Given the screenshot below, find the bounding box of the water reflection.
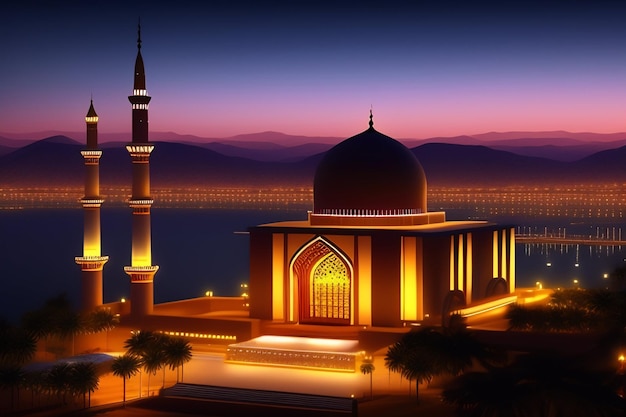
[1,207,625,323]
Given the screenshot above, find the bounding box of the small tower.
[124,22,158,319]
[75,100,109,311]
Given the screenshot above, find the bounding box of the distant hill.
[3,130,626,162]
[2,135,625,188]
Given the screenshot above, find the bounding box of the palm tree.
[163,337,192,383]
[68,362,98,408]
[0,366,24,411]
[142,348,165,396]
[443,352,626,417]
[385,329,441,404]
[0,325,37,366]
[124,330,157,398]
[124,330,158,357]
[56,311,84,356]
[360,357,375,399]
[111,354,142,406]
[85,308,119,350]
[21,309,53,352]
[443,314,504,373]
[46,363,72,405]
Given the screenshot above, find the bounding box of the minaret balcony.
[128,199,154,208]
[124,265,159,282]
[126,144,154,156]
[75,255,109,271]
[81,150,102,158]
[80,198,104,208]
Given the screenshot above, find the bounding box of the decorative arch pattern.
[291,238,352,325]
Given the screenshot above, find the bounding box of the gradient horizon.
[2,1,626,140]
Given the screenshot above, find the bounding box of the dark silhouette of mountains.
[1,135,625,188]
[3,130,626,163]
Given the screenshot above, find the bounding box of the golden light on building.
[249,113,516,329]
[75,99,108,311]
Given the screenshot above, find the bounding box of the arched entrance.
[291,238,353,325]
[485,277,508,297]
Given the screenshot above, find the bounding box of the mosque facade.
[249,114,516,328]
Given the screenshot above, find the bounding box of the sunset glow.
[2,2,626,140]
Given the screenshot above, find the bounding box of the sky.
[1,0,626,140]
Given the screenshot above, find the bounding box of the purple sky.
[2,1,626,140]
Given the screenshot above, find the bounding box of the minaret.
[75,100,109,311]
[124,22,158,319]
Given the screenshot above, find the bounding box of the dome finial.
[137,18,142,50]
[369,107,374,129]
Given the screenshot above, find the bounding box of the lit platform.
[226,335,362,372]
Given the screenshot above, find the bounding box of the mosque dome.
[313,114,427,216]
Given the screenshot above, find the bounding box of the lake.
[1,208,624,323]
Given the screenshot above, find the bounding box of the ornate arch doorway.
[291,238,353,325]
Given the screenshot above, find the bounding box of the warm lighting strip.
[160,330,236,341]
[457,295,518,318]
[357,236,372,326]
[466,233,473,302]
[509,227,515,292]
[492,230,499,278]
[128,199,154,207]
[272,233,284,320]
[226,336,360,372]
[80,198,104,207]
[133,89,148,96]
[126,145,155,154]
[80,150,102,157]
[226,348,357,372]
[401,237,417,321]
[501,229,507,280]
[449,236,455,291]
[75,256,109,270]
[315,208,422,216]
[132,103,149,110]
[124,265,158,272]
[85,116,99,123]
[457,234,464,294]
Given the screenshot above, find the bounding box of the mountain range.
[1,133,626,188]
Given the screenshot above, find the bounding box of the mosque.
[75,27,519,371]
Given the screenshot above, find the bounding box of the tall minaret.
[75,100,109,311]
[124,22,158,319]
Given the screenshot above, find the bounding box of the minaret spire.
[137,19,142,50]
[76,99,108,311]
[125,24,158,319]
[369,107,374,129]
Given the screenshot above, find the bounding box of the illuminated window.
[293,238,352,324]
[311,254,350,320]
